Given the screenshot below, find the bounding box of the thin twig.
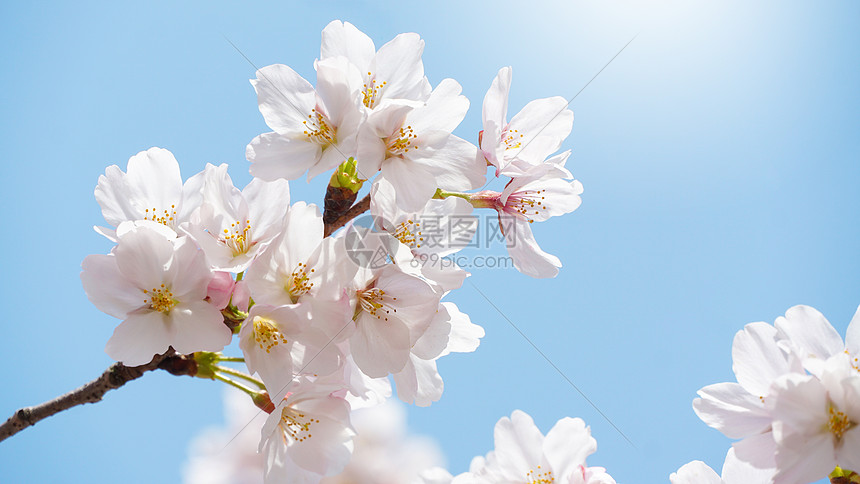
[0,351,180,443]
[323,194,371,237]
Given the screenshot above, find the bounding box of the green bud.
[329,157,365,194]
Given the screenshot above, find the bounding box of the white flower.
[94,147,204,240]
[81,221,232,365]
[244,202,354,307]
[774,304,860,377]
[471,153,582,278]
[260,384,355,483]
[357,79,485,212]
[320,20,431,111]
[246,57,364,182]
[239,303,343,402]
[767,353,860,484]
[455,410,615,484]
[480,67,573,177]
[349,264,440,378]
[181,163,290,273]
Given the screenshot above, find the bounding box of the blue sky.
[1,1,858,483]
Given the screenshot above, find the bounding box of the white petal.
[252,64,315,134]
[247,132,321,182]
[669,461,722,484]
[505,217,561,278]
[320,20,375,68]
[482,67,512,132]
[169,300,232,355]
[732,322,794,396]
[81,254,143,319]
[105,311,173,366]
[774,305,843,373]
[692,382,771,439]
[543,417,595,479]
[351,314,410,377]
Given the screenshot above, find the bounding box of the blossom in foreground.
[181,163,290,273]
[80,221,231,365]
[94,147,204,240]
[238,303,343,402]
[348,263,440,378]
[320,20,431,112]
[692,320,802,469]
[774,304,860,377]
[453,410,615,484]
[767,353,860,484]
[246,57,364,182]
[356,78,485,212]
[470,153,582,278]
[260,383,355,483]
[480,67,573,177]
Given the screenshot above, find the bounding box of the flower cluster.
[79,20,584,484]
[675,304,860,484]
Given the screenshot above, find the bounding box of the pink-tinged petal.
[731,432,777,471]
[482,67,512,131]
[775,305,844,373]
[669,461,721,484]
[206,271,235,310]
[693,382,771,439]
[170,236,213,302]
[493,410,546,479]
[252,64,315,134]
[505,217,561,278]
[351,314,411,378]
[380,158,437,212]
[105,311,173,366]
[320,20,375,68]
[732,322,794,396]
[81,254,144,319]
[247,132,321,182]
[544,417,595,479]
[845,304,860,357]
[508,97,573,164]
[720,447,775,484]
[169,300,232,355]
[286,396,355,476]
[370,32,426,101]
[125,147,183,218]
[113,223,177,291]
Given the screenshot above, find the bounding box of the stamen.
[302,108,336,145]
[142,284,177,313]
[285,262,315,303]
[362,74,387,109]
[526,466,555,484]
[394,218,423,249]
[505,189,548,223]
[356,287,395,321]
[386,125,417,157]
[144,204,177,228]
[253,316,288,354]
[279,407,319,443]
[223,219,252,256]
[826,402,855,441]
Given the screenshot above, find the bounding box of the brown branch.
[0,351,190,443]
[323,194,371,237]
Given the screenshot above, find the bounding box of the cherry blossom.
[767,353,860,484]
[670,448,774,484]
[80,221,231,365]
[774,304,860,377]
[246,57,364,182]
[259,382,355,483]
[480,67,573,177]
[181,163,290,273]
[453,410,615,484]
[94,147,204,240]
